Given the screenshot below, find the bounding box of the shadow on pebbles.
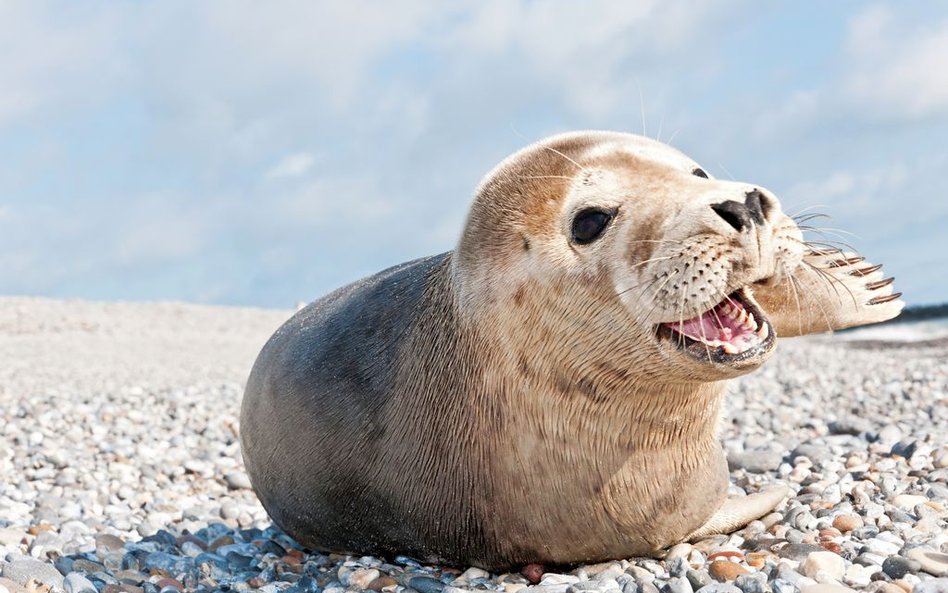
[0,299,946,593]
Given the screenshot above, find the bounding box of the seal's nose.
[711,189,775,232]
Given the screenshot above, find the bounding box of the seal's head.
[455,131,804,384]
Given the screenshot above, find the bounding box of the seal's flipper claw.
[686,485,790,541]
[753,250,905,336]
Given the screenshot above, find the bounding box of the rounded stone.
[801,552,846,583]
[831,515,863,533]
[905,549,948,578]
[64,573,98,593]
[694,585,742,593]
[882,557,920,579]
[708,561,748,583]
[800,586,857,593]
[911,579,948,593]
[349,569,381,590]
[409,576,446,593]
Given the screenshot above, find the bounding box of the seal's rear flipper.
[751,249,904,337]
[685,485,790,541]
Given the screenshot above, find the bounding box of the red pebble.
[521,563,545,584]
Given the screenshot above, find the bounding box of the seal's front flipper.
[752,249,904,337]
[686,485,790,541]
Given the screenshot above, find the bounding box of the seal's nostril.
[711,200,752,232]
[745,189,777,223]
[744,190,768,224]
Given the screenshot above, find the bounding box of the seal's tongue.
[664,297,769,354]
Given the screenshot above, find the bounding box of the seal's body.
[241,132,902,569]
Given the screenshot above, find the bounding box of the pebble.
[801,552,847,583]
[831,515,863,533]
[800,586,857,593]
[64,572,98,593]
[780,544,828,562]
[912,579,948,593]
[882,557,921,579]
[933,448,948,469]
[350,568,382,589]
[693,585,741,593]
[733,573,768,593]
[728,449,785,473]
[708,562,748,582]
[905,549,948,577]
[892,495,928,510]
[0,558,65,589]
[224,472,253,490]
[660,577,693,593]
[409,576,446,593]
[686,570,713,591]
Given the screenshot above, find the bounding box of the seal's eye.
[571,208,613,244]
[692,167,709,179]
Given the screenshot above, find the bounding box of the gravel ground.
[0,296,945,593]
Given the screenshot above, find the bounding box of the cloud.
[266,153,317,179]
[0,3,124,127]
[842,5,948,120]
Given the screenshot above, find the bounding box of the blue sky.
[1,1,947,307]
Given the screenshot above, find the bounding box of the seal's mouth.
[656,288,775,364]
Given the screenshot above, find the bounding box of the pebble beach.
[0,297,945,593]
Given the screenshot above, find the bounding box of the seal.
[240,131,903,570]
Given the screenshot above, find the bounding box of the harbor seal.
[240,131,903,570]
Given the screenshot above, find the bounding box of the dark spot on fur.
[555,373,607,404]
[595,361,630,382]
[522,234,531,251]
[513,286,526,306]
[576,377,599,400]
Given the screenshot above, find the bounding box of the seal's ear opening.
[571,208,614,244]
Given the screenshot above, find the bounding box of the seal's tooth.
[747,315,758,331]
[721,342,739,354]
[756,322,769,340]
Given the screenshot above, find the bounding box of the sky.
[1,1,947,308]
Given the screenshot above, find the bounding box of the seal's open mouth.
[657,289,775,364]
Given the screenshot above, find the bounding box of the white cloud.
[842,5,948,119]
[115,211,208,265]
[0,3,124,126]
[782,157,944,228]
[444,0,734,119]
[266,153,317,179]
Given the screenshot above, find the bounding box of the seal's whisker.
[518,175,576,181]
[786,262,833,333]
[628,239,683,245]
[717,163,736,181]
[640,270,680,324]
[616,252,686,299]
[782,262,805,336]
[798,226,861,250]
[541,145,588,173]
[629,255,676,270]
[638,82,647,138]
[792,213,831,224]
[787,204,831,219]
[801,239,861,256]
[801,257,860,309]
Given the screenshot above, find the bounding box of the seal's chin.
[656,288,775,365]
